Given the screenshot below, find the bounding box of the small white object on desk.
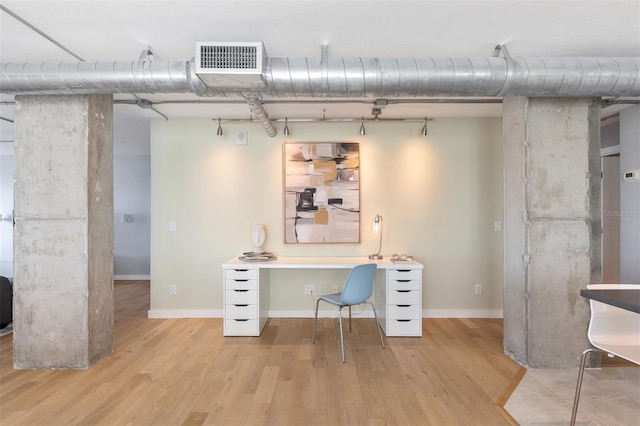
[252,224,266,252]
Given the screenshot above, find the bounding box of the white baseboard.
[145,309,503,319]
[423,309,503,318]
[114,274,150,280]
[269,309,376,318]
[147,309,223,319]
[146,310,370,319]
[270,309,503,319]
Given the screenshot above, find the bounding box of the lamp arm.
[376,226,383,256]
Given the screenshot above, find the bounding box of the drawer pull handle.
[234,319,249,322]
[234,279,249,282]
[397,269,411,272]
[234,289,249,293]
[397,305,411,307]
[234,304,249,307]
[396,319,411,322]
[396,290,411,293]
[234,269,249,272]
[397,279,411,283]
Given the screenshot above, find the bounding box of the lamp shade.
[373,215,382,233]
[369,215,383,259]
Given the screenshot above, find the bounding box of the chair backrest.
[587,284,640,365]
[341,264,377,305]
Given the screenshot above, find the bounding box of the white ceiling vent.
[195,42,267,89]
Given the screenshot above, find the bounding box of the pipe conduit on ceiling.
[1,54,639,136]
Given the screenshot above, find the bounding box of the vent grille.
[199,45,258,70]
[195,42,267,89]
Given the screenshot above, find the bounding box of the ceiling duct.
[2,49,638,98]
[266,56,639,98]
[195,41,267,90]
[1,42,639,136]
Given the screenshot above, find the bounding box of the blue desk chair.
[311,263,385,362]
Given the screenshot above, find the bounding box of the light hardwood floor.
[0,280,524,425]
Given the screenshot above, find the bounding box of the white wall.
[619,106,640,283]
[113,108,151,278]
[601,121,620,148]
[149,117,504,317]
[0,147,14,278]
[113,155,150,277]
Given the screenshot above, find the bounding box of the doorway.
[602,154,621,283]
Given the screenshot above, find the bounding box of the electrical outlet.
[169,284,177,295]
[304,284,314,295]
[475,283,482,295]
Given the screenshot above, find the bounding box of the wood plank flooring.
[0,280,524,425]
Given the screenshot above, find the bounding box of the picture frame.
[283,142,360,243]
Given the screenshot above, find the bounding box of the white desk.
[222,256,423,337]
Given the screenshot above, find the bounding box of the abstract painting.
[284,142,360,243]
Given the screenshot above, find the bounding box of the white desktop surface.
[223,256,423,270]
[222,256,424,337]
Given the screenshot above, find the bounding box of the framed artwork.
[284,142,360,243]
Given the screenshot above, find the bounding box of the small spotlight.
[421,117,428,136]
[284,117,290,136]
[359,117,366,136]
[216,117,223,136]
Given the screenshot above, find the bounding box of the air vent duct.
[195,41,267,90]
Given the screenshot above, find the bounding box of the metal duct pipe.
[266,56,639,97]
[244,95,277,137]
[2,56,638,97]
[3,54,638,136]
[0,61,215,95]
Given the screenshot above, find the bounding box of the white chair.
[311,263,385,362]
[570,284,640,425]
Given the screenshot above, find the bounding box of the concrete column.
[13,95,114,369]
[503,97,601,368]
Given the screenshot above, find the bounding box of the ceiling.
[1,0,640,142]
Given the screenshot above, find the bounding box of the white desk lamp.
[368,214,383,260]
[252,224,266,253]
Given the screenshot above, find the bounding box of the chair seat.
[591,336,640,364]
[317,293,344,307]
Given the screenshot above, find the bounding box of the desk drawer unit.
[223,267,268,336]
[379,267,422,337]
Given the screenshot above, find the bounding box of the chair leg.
[349,305,352,332]
[338,307,345,362]
[311,298,320,344]
[570,347,604,426]
[368,302,385,348]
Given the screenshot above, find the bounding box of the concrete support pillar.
[503,97,601,368]
[13,95,114,369]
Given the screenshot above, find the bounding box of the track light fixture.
[208,115,433,138]
[283,117,290,136]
